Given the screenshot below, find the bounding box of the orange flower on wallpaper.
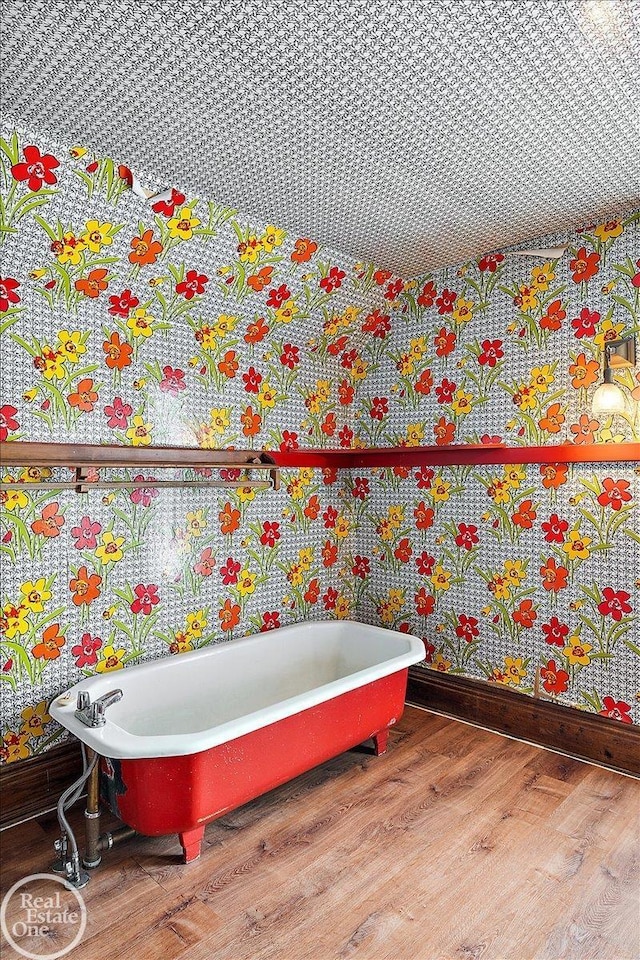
[247,265,274,291]
[219,598,240,631]
[538,403,565,434]
[240,405,261,437]
[217,350,239,379]
[570,413,599,444]
[569,246,600,284]
[414,501,435,530]
[128,228,163,265]
[68,377,98,412]
[540,556,568,592]
[433,417,455,445]
[75,268,109,298]
[540,463,568,489]
[290,238,318,263]
[219,501,241,535]
[69,566,102,606]
[512,499,537,529]
[512,598,537,629]
[103,332,133,370]
[32,623,65,660]
[244,317,269,344]
[31,502,64,537]
[568,353,600,390]
[304,494,321,520]
[539,299,566,331]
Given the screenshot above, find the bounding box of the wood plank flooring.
[1,707,638,960]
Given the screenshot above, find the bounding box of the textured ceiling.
[2,0,640,275]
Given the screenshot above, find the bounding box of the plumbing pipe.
[98,826,137,851]
[82,750,102,868]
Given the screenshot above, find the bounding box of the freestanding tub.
[50,620,424,862]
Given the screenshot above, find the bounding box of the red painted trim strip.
[271,443,640,469]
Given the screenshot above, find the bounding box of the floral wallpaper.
[1,122,639,763]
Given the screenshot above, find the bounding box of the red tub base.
[179,826,206,863]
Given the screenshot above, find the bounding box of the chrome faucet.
[75,689,123,727]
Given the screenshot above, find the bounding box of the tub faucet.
[75,689,123,727]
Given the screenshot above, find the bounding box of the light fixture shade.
[592,381,626,416]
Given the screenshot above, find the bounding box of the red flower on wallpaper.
[0,404,19,441]
[0,277,20,312]
[512,499,537,529]
[598,697,633,723]
[478,253,504,273]
[415,369,433,395]
[244,317,269,344]
[279,430,299,452]
[320,266,346,293]
[260,522,281,547]
[108,288,139,317]
[338,380,354,405]
[349,477,368,501]
[323,506,338,529]
[322,541,338,567]
[540,660,569,695]
[69,566,102,606]
[75,268,109,298]
[68,378,98,412]
[540,557,568,592]
[415,467,434,489]
[541,616,570,647]
[305,579,321,604]
[352,556,370,579]
[241,406,261,437]
[414,587,435,617]
[370,397,389,421]
[434,327,456,358]
[176,270,209,299]
[218,350,239,379]
[303,495,321,519]
[71,633,103,669]
[435,377,456,404]
[394,538,412,563]
[290,238,317,263]
[569,246,600,283]
[597,478,632,511]
[130,476,158,507]
[104,396,132,429]
[152,188,186,217]
[571,307,600,339]
[455,523,479,550]
[456,615,479,642]
[373,269,392,286]
[338,425,354,447]
[478,339,504,367]
[266,283,291,308]
[415,552,435,576]
[220,557,241,585]
[11,145,59,191]
[71,515,102,550]
[280,343,300,369]
[194,547,215,577]
[541,513,568,543]
[632,259,640,288]
[598,587,632,621]
[242,366,262,394]
[435,289,457,314]
[417,280,437,306]
[31,502,64,538]
[260,611,281,632]
[362,309,391,338]
[128,228,163,266]
[159,366,186,395]
[512,599,537,629]
[130,584,160,616]
[323,587,338,610]
[384,278,404,301]
[434,417,455,445]
[414,501,435,530]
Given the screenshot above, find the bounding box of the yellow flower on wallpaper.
[530,365,555,393]
[514,384,537,411]
[516,285,538,312]
[298,547,313,570]
[503,656,527,685]
[432,653,451,672]
[342,306,361,325]
[186,509,207,537]
[57,330,86,364]
[238,235,263,263]
[335,595,351,619]
[2,604,29,639]
[594,220,622,243]
[504,560,526,585]
[489,576,511,601]
[95,531,125,563]
[237,570,257,596]
[20,579,52,612]
[186,610,208,637]
[387,505,405,528]
[563,637,592,666]
[316,380,331,403]
[40,348,67,381]
[96,645,126,672]
[214,314,238,337]
[167,207,201,240]
[410,337,427,359]
[430,478,451,502]
[287,562,304,586]
[20,701,52,739]
[127,308,155,338]
[334,515,351,539]
[451,389,474,416]
[593,317,625,350]
[236,485,256,503]
[261,224,286,252]
[126,415,153,446]
[431,565,452,592]
[406,423,425,446]
[397,353,415,376]
[562,529,592,561]
[349,357,369,381]
[209,408,230,433]
[388,589,405,610]
[57,233,86,265]
[258,382,277,409]
[274,299,299,324]
[81,219,113,253]
[530,263,555,291]
[2,480,28,511]
[503,464,526,488]
[2,731,31,763]
[452,297,474,324]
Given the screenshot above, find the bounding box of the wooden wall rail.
[0,441,276,470]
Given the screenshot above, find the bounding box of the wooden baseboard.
[0,740,83,830]
[407,667,640,778]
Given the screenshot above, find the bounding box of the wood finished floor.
[1,707,639,960]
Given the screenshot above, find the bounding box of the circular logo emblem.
[1,873,87,960]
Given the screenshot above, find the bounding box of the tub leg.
[179,826,205,863]
[373,729,389,756]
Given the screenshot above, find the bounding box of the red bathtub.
[50,621,424,862]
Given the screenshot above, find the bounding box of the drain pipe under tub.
[83,750,137,868]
